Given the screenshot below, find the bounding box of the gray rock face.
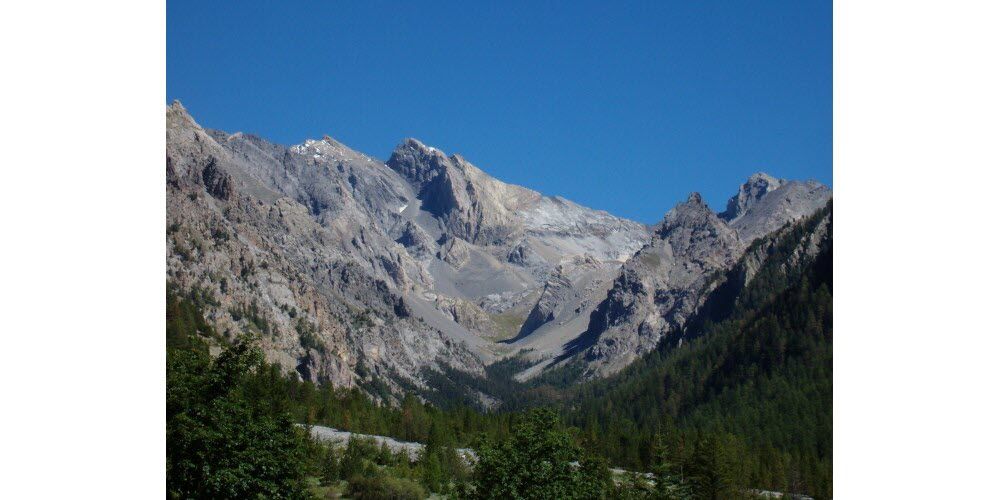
[576,193,743,376]
[166,102,484,402]
[518,268,575,338]
[201,158,235,200]
[735,205,832,290]
[387,138,529,245]
[720,172,785,222]
[543,177,832,379]
[437,235,472,268]
[387,138,650,264]
[396,221,434,260]
[166,102,652,403]
[166,102,831,396]
[727,180,832,242]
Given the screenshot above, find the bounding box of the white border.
[2,1,1000,496]
[2,0,165,496]
[836,1,1000,497]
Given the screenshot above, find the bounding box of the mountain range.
[166,101,831,407]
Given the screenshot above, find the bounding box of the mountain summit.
[166,103,831,404]
[720,172,786,222]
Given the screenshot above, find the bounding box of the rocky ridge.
[167,102,655,404]
[542,180,831,379]
[166,102,831,400]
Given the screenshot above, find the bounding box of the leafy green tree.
[576,454,614,498]
[472,408,610,499]
[338,436,388,480]
[166,334,311,499]
[613,471,654,499]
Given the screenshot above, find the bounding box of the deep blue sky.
[168,1,831,223]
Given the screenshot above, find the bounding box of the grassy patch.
[489,312,526,340]
[309,479,348,499]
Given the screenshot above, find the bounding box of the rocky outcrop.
[432,295,501,339]
[578,193,743,376]
[683,203,832,339]
[557,172,831,378]
[201,157,235,200]
[721,174,831,243]
[437,235,472,268]
[396,221,434,260]
[719,172,785,221]
[518,268,574,338]
[387,138,649,262]
[507,241,546,267]
[387,138,531,245]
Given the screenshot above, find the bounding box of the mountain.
[168,102,475,397]
[569,193,744,377]
[165,102,830,405]
[566,203,833,497]
[166,102,649,404]
[511,180,830,380]
[720,172,831,242]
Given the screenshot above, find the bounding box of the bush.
[347,474,426,500]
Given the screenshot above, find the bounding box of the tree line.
[167,204,833,498]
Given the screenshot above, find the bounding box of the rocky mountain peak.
[657,191,725,238]
[386,138,451,187]
[724,175,831,242]
[166,105,829,400]
[166,100,199,130]
[720,172,786,222]
[685,191,706,206]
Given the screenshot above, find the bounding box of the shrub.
[347,474,426,500]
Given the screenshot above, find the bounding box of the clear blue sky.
[168,1,831,223]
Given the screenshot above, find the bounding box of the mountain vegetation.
[167,203,831,499]
[564,204,833,498]
[166,105,832,498]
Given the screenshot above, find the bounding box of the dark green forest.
[167,205,832,499]
[565,206,833,497]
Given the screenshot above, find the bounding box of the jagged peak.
[746,171,782,185]
[397,137,444,156]
[654,191,725,239]
[720,172,787,222]
[685,192,706,206]
[166,99,201,131]
[656,192,709,220]
[286,135,380,165]
[387,138,455,188]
